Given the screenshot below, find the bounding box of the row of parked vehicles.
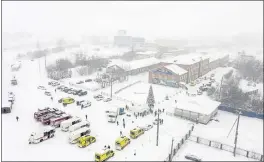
[95,127,147,162]
[31,107,93,145]
[57,85,88,96]
[93,94,112,102]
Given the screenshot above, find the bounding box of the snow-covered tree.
[146,85,155,109]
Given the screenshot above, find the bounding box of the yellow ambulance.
[115,136,130,150]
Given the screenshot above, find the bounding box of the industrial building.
[149,64,188,87]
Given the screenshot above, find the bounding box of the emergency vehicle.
[50,114,72,127]
[115,136,130,150]
[60,117,82,131]
[95,149,115,162]
[130,127,144,139]
[68,121,90,132]
[77,135,96,148]
[69,127,91,144]
[28,127,55,144]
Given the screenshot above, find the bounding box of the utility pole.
[156,109,160,146]
[219,76,224,101]
[169,138,174,162]
[110,72,113,98]
[234,110,241,157]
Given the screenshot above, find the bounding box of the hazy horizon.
[3,1,263,40]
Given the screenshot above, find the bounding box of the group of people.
[116,118,126,128]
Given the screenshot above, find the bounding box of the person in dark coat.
[123,118,125,123]
[16,116,19,122]
[108,145,110,149]
[123,123,125,128]
[163,108,165,113]
[51,97,53,101]
[120,131,123,136]
[55,89,56,93]
[85,114,87,120]
[117,121,119,126]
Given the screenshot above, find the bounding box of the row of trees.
[236,57,263,83]
[46,53,109,80]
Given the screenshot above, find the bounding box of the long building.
[149,64,188,87]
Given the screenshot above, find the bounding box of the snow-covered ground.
[192,111,263,154]
[239,79,263,97]
[174,141,253,161]
[2,50,263,161]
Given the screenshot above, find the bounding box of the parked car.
[76,81,84,84]
[103,98,112,102]
[95,95,104,101]
[38,86,46,90]
[80,101,91,108]
[141,124,153,131]
[78,91,87,96]
[199,86,208,91]
[185,154,202,161]
[85,79,92,82]
[94,94,103,99]
[44,91,51,96]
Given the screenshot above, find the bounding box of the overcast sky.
[2,1,263,39]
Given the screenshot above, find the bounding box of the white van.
[69,127,91,144]
[60,117,82,132]
[68,121,90,133]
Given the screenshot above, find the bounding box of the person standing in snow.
[120,131,123,136]
[123,122,125,128]
[85,114,87,120]
[117,121,119,126]
[55,89,56,93]
[163,108,165,113]
[134,149,136,156]
[51,97,53,101]
[16,116,19,122]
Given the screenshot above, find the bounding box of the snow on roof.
[166,53,210,65]
[239,79,260,93]
[136,51,157,55]
[165,64,188,75]
[128,57,160,70]
[206,53,229,62]
[163,94,220,115]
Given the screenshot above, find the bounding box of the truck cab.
[95,149,115,162]
[130,128,144,139]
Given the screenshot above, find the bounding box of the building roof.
[128,57,161,70]
[163,53,210,65]
[164,94,221,115]
[165,64,188,75]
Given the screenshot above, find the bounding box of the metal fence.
[114,80,141,94]
[218,104,264,119]
[189,135,263,161]
[164,125,195,161]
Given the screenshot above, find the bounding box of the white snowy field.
[173,141,253,161]
[1,56,191,161]
[2,52,263,161]
[192,110,263,154]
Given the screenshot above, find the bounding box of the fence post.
[220,144,223,150]
[209,141,211,146]
[197,137,199,143]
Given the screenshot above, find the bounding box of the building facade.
[149,64,188,87]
